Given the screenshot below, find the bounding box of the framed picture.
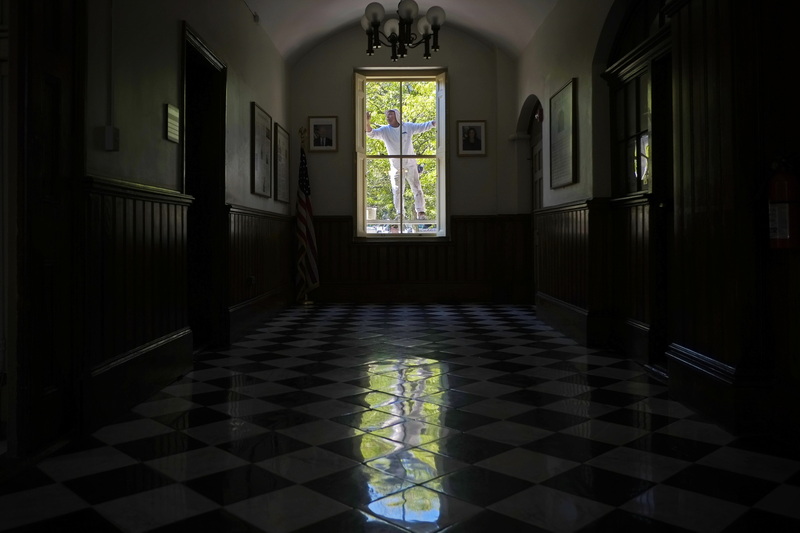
[457,120,486,156]
[274,123,290,203]
[251,102,272,197]
[308,116,337,152]
[550,78,577,189]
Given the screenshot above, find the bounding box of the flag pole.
[296,127,318,307]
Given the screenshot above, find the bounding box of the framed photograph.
[457,120,486,156]
[550,78,577,189]
[274,123,290,203]
[308,116,337,152]
[251,102,272,197]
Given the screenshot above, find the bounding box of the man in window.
[366,108,435,220]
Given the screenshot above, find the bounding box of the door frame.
[182,25,229,350]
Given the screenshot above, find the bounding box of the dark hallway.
[0,304,798,532]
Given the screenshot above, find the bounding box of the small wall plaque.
[165,104,180,143]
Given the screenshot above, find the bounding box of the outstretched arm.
[365,111,373,132]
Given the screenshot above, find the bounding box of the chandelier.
[360,1,446,61]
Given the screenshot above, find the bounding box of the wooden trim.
[666,343,735,385]
[228,203,292,220]
[90,328,191,377]
[604,26,671,84]
[85,174,193,204]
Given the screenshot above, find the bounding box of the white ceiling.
[243,0,559,62]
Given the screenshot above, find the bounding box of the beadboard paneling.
[311,215,533,303]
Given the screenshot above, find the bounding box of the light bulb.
[426,6,445,26]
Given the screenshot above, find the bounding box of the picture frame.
[251,102,272,197]
[308,116,337,152]
[274,123,290,203]
[457,120,486,156]
[549,78,577,189]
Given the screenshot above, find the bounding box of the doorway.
[604,2,673,377]
[184,28,228,351]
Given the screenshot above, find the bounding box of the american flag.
[295,147,319,300]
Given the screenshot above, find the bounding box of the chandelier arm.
[361,3,442,59]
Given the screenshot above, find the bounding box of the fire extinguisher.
[768,161,800,249]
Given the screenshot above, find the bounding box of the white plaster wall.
[518,0,616,207]
[289,23,520,216]
[85,0,289,213]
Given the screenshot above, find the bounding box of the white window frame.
[355,69,447,238]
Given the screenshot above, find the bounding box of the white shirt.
[367,121,435,168]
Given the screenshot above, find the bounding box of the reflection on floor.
[0,304,799,532]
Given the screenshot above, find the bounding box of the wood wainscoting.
[84,176,193,429]
[311,215,534,304]
[228,205,294,340]
[534,199,610,346]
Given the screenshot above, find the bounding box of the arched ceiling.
[243,0,559,62]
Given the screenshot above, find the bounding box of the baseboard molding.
[229,290,291,341]
[86,328,193,430]
[536,292,610,347]
[666,343,771,435]
[313,282,496,304]
[536,293,588,344]
[666,343,735,384]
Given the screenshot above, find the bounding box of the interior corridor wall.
[518,0,616,208]
[289,24,523,216]
[85,0,289,214]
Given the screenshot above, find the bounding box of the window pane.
[640,71,651,130]
[615,88,626,142]
[366,158,398,222]
[626,137,638,192]
[366,80,437,156]
[639,133,650,188]
[626,82,638,137]
[359,72,444,238]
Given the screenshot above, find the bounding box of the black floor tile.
[421,433,514,463]
[292,509,409,533]
[63,463,174,504]
[488,373,548,388]
[721,508,800,533]
[304,465,411,507]
[147,509,265,533]
[423,465,532,506]
[595,407,677,431]
[218,432,310,462]
[578,509,693,532]
[662,464,780,506]
[2,509,123,532]
[524,433,616,462]
[625,433,720,462]
[0,468,54,497]
[153,407,233,430]
[239,409,319,430]
[321,433,404,462]
[541,464,655,506]
[509,407,589,431]
[114,431,207,461]
[419,409,497,431]
[183,465,293,505]
[439,509,549,532]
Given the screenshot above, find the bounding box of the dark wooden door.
[10,0,83,456]
[184,30,228,350]
[605,23,673,376]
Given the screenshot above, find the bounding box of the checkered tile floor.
[1,304,799,532]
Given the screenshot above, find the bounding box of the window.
[613,72,651,195]
[355,70,446,237]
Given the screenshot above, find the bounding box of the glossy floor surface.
[1,304,799,532]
